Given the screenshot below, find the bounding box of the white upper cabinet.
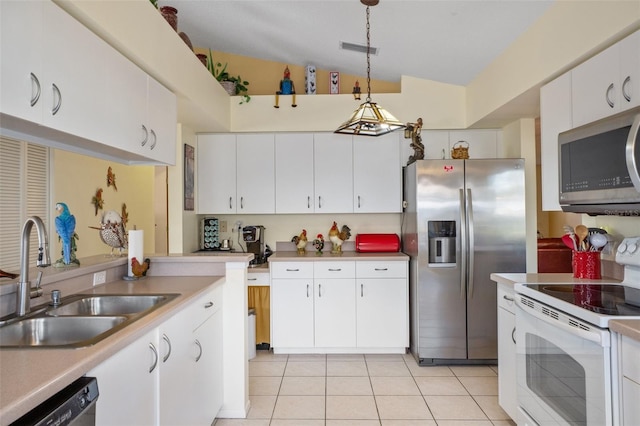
[353,132,402,213]
[144,77,177,165]
[197,134,237,214]
[236,133,275,213]
[314,133,354,213]
[275,133,315,213]
[540,71,572,211]
[572,30,640,127]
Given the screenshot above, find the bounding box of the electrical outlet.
[93,270,107,286]
[220,220,227,233]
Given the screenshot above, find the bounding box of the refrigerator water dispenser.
[428,221,455,264]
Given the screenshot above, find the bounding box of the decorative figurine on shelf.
[131,257,151,277]
[329,221,351,254]
[291,229,308,254]
[274,66,297,108]
[313,233,325,255]
[405,117,424,165]
[89,210,128,256]
[54,202,80,267]
[91,188,104,216]
[107,166,117,191]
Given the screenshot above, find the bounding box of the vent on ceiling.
[340,41,379,55]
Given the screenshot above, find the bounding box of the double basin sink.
[0,293,179,349]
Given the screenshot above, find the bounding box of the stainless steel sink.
[0,293,180,349]
[46,294,174,316]
[0,316,127,348]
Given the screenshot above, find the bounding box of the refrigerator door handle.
[459,188,466,299]
[466,188,475,299]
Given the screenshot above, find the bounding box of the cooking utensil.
[562,234,577,251]
[589,233,608,251]
[575,225,589,251]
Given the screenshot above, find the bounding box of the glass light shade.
[334,101,405,136]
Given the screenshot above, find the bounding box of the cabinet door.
[422,130,450,160]
[88,329,159,426]
[498,305,518,421]
[314,279,356,347]
[197,134,237,213]
[356,278,408,348]
[271,279,314,348]
[314,133,353,213]
[275,133,315,213]
[353,132,402,213]
[449,130,497,159]
[0,1,43,123]
[619,31,640,111]
[191,309,223,425]
[146,76,177,165]
[237,133,275,213]
[540,71,572,211]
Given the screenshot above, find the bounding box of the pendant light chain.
[365,5,372,102]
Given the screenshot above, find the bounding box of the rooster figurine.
[291,229,308,254]
[313,233,325,255]
[329,221,351,254]
[131,257,150,277]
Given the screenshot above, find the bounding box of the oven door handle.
[515,297,609,347]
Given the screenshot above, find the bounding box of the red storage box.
[355,234,400,253]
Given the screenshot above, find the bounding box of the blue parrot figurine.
[55,202,77,266]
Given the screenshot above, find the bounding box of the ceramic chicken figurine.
[54,202,79,267]
[291,229,308,254]
[89,210,127,256]
[329,221,351,254]
[131,257,150,277]
[313,233,325,255]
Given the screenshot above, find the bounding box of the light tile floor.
[214,351,517,426]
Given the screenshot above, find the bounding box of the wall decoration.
[330,71,340,94]
[107,166,117,191]
[54,202,80,267]
[121,203,129,228]
[184,144,195,211]
[305,65,316,94]
[405,117,424,165]
[274,66,297,108]
[89,210,127,256]
[91,188,104,216]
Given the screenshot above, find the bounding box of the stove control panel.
[616,237,640,267]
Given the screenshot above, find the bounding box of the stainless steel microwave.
[559,106,640,215]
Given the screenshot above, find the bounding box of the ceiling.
[161,0,555,86]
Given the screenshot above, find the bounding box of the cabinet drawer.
[247,271,270,286]
[622,336,640,382]
[314,261,356,278]
[355,261,407,278]
[271,262,314,278]
[192,285,222,330]
[497,283,516,314]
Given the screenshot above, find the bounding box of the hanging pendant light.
[335,0,405,136]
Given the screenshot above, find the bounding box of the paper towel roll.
[128,230,144,277]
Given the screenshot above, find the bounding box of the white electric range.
[514,237,640,426]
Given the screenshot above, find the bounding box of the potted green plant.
[207,50,250,104]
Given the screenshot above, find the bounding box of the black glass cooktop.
[524,284,640,316]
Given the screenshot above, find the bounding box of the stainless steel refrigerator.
[402,159,526,365]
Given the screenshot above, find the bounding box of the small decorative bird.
[54,202,79,267]
[291,229,308,254]
[89,210,127,256]
[107,166,117,191]
[131,257,150,277]
[329,221,351,254]
[313,233,325,255]
[121,203,129,228]
[91,188,104,216]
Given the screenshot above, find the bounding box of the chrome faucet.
[16,216,51,316]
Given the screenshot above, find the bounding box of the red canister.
[355,234,400,253]
[572,251,601,279]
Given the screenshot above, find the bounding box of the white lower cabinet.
[270,259,408,353]
[496,283,518,423]
[87,286,223,426]
[620,334,640,425]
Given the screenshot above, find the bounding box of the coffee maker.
[243,225,266,265]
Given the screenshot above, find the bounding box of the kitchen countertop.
[269,251,409,262]
[490,272,640,342]
[0,275,223,425]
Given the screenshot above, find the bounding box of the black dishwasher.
[11,377,99,426]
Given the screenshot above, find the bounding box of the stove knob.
[628,243,638,254]
[618,243,628,254]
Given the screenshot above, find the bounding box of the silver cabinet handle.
[358,195,361,208]
[318,196,322,209]
[511,327,516,345]
[229,197,233,210]
[141,125,148,147]
[162,333,172,363]
[286,268,300,272]
[307,196,311,209]
[149,342,158,373]
[248,278,257,281]
[51,83,62,115]
[306,284,310,298]
[503,294,514,302]
[361,283,364,297]
[623,76,632,102]
[328,268,342,272]
[30,73,41,107]
[318,283,322,297]
[374,268,388,271]
[204,301,214,308]
[150,129,157,150]
[606,83,615,108]
[195,339,203,362]
[240,196,244,209]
